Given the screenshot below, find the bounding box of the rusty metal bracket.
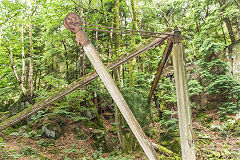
[173,27,182,44]
[64,13,82,33]
[64,13,91,46]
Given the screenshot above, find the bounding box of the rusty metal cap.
[64,13,83,33]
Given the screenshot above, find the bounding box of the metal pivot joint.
[173,27,182,44]
[64,13,91,46]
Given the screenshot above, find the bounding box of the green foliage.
[122,87,151,127]
[198,59,240,118]
[42,75,67,89]
[81,150,133,160]
[1,0,240,158]
[218,102,238,121]
[200,38,225,61]
[37,139,55,148]
[0,150,22,159]
[21,147,38,156]
[206,75,236,95]
[160,110,178,132]
[196,112,213,127]
[211,115,240,136]
[194,38,240,119]
[188,80,203,97]
[156,77,177,109]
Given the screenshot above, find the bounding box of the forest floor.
[0,110,240,160]
[193,110,240,159]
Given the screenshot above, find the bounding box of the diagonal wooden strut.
[64,13,159,160]
[148,38,173,103]
[0,36,168,132]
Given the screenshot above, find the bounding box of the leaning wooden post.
[172,29,196,160]
[64,13,158,160]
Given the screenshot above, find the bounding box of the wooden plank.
[148,38,173,103]
[83,43,158,160]
[64,13,159,159]
[0,37,165,132]
[172,31,196,160]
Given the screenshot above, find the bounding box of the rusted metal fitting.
[64,13,91,46]
[173,26,182,44]
[64,13,83,33]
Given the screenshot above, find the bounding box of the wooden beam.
[84,43,158,160]
[172,30,196,160]
[64,13,159,160]
[0,37,165,132]
[148,38,173,103]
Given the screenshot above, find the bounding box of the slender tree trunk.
[113,0,127,152]
[221,21,227,44]
[38,70,41,90]
[129,0,138,87]
[95,9,99,50]
[100,0,112,59]
[236,20,240,40]
[21,22,26,92]
[95,27,98,50]
[79,0,92,77]
[5,36,27,95]
[218,0,236,44]
[195,22,200,33]
[114,0,120,51]
[225,17,236,44]
[62,40,69,80]
[28,3,34,101]
[20,21,27,96]
[108,22,113,61]
[75,50,79,79]
[125,0,140,152]
[233,0,240,9]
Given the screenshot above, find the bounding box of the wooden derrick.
[0,12,196,160]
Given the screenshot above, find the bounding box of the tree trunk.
[28,3,34,101]
[129,0,138,87]
[221,20,227,44]
[233,0,240,9]
[21,22,26,94]
[62,40,69,80]
[75,50,79,79]
[218,0,236,44]
[5,36,27,96]
[236,19,240,40]
[225,17,236,44]
[37,70,42,91]
[113,0,127,152]
[114,0,120,51]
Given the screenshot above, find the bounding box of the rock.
[83,108,97,120]
[41,121,63,139]
[42,126,56,139]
